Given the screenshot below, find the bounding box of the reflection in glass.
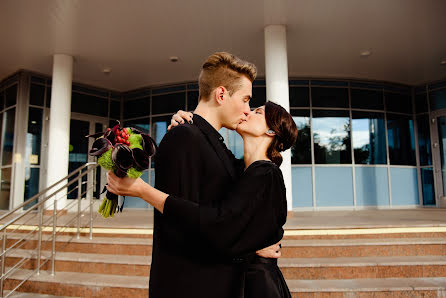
[68,120,89,199]
[27,108,43,164]
[291,110,311,164]
[415,92,428,114]
[421,168,435,206]
[352,112,386,164]
[24,167,40,209]
[151,116,170,145]
[417,115,432,166]
[0,91,4,110]
[123,118,150,135]
[2,108,15,165]
[438,116,446,197]
[110,100,121,120]
[387,113,416,165]
[0,167,11,210]
[220,127,243,159]
[71,92,108,117]
[313,110,351,164]
[430,89,446,111]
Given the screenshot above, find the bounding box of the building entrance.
[68,114,108,202]
[431,110,446,207]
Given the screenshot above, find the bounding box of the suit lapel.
[193,115,237,179]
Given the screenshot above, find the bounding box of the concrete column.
[264,25,293,211]
[46,54,73,209]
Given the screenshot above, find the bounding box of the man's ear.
[215,86,225,105]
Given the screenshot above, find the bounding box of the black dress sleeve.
[165,161,287,258]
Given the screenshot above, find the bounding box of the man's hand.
[106,171,145,198]
[167,110,194,130]
[256,242,281,258]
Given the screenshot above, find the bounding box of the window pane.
[24,167,40,209]
[0,91,4,110]
[187,91,199,112]
[220,127,244,159]
[386,113,416,165]
[311,87,348,108]
[29,83,45,106]
[429,89,446,111]
[289,87,310,107]
[352,112,387,164]
[71,92,108,117]
[46,87,51,108]
[2,108,15,165]
[110,100,121,120]
[152,92,185,115]
[0,167,11,209]
[151,115,171,145]
[291,110,311,164]
[415,92,428,114]
[385,92,412,114]
[5,85,17,107]
[313,110,351,164]
[251,87,266,108]
[421,168,435,206]
[27,108,43,165]
[417,115,432,166]
[124,97,150,119]
[351,89,384,110]
[123,118,150,135]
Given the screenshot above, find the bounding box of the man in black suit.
[108,52,281,298]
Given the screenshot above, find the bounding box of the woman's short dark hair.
[265,101,298,166]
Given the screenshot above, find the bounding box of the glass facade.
[2,70,446,210]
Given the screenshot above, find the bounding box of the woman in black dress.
[107,101,298,298]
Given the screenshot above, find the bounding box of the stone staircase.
[3,230,446,297]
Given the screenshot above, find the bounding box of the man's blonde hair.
[198,52,257,101]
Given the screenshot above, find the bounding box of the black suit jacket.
[150,115,244,298]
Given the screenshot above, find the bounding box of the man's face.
[220,76,252,130]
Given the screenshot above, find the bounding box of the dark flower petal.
[132,148,150,170]
[89,138,112,156]
[86,132,105,139]
[140,133,157,157]
[114,168,127,178]
[129,127,148,135]
[111,144,134,171]
[112,120,121,135]
[105,130,116,145]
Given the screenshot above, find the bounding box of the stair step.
[4,291,77,298]
[6,234,152,256]
[287,277,446,295]
[281,238,446,257]
[5,269,148,297]
[6,249,151,276]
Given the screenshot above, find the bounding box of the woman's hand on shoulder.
[167,110,194,131]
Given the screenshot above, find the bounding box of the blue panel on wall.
[291,167,313,208]
[390,168,419,206]
[355,167,389,206]
[124,170,149,208]
[315,167,353,207]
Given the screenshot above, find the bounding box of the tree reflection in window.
[313,110,351,164]
[291,110,311,164]
[352,112,387,164]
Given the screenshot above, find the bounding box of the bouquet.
[87,121,156,218]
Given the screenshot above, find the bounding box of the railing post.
[51,200,57,276]
[36,204,43,275]
[77,175,82,239]
[1,231,7,297]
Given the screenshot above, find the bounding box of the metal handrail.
[0,162,99,297]
[0,162,97,223]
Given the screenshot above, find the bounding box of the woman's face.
[236,106,270,137]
